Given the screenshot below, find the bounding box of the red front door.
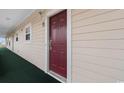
[49,10,67,78]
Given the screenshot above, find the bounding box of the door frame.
[45,9,72,83]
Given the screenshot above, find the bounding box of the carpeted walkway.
[0,47,60,83]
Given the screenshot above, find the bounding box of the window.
[9,41,10,46]
[6,38,9,45]
[25,25,31,41]
[7,38,11,46]
[16,34,18,42]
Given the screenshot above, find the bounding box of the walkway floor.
[0,48,60,83]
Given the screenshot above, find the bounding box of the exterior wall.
[72,9,124,82]
[7,10,46,71]
[6,34,14,51]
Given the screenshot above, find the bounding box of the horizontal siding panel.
[73,60,124,80]
[72,29,124,40]
[73,55,124,70]
[72,9,115,22]
[73,48,124,60]
[32,37,44,43]
[73,40,124,49]
[32,27,45,31]
[73,17,124,29]
[72,9,89,16]
[32,31,45,36]
[72,18,124,34]
[72,68,117,82]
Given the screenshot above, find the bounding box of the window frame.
[24,23,32,43]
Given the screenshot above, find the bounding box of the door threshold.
[48,71,66,83]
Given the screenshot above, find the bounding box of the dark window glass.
[16,37,18,41]
[16,34,18,41]
[25,26,31,41]
[26,34,30,40]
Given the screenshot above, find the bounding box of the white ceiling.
[0,9,34,37]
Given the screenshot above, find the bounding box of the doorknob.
[49,40,52,50]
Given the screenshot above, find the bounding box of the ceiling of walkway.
[0,9,34,37]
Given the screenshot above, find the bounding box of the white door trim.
[67,9,72,83]
[45,9,72,83]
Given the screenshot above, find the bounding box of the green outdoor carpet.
[0,47,60,83]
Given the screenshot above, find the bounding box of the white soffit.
[0,9,34,37]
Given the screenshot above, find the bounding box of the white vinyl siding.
[13,10,46,70]
[72,9,124,82]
